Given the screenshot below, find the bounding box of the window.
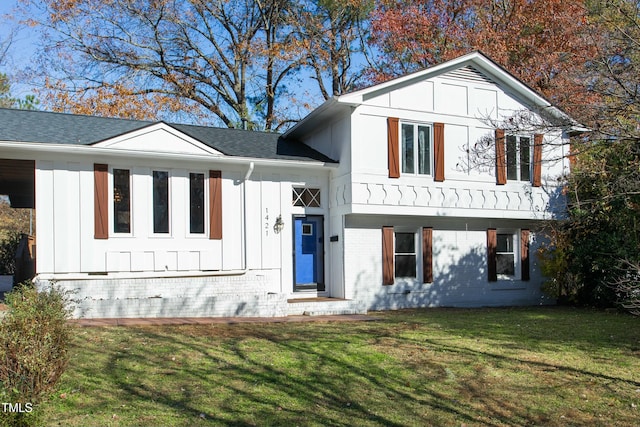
[189,172,205,234]
[496,233,515,276]
[302,223,313,235]
[113,169,131,233]
[395,232,417,278]
[153,170,170,234]
[506,135,531,181]
[401,123,431,175]
[293,187,320,207]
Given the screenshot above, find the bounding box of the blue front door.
[293,216,324,291]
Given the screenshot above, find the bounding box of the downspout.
[242,162,255,270]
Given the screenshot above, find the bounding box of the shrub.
[0,232,20,275]
[0,284,73,426]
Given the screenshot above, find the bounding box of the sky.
[0,0,39,97]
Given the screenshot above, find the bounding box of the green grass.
[41,307,640,426]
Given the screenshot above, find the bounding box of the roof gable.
[285,51,585,139]
[94,123,223,156]
[339,52,540,106]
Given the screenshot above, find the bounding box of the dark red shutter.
[382,226,394,285]
[387,117,400,178]
[521,229,530,281]
[533,134,543,187]
[495,129,507,185]
[487,228,497,282]
[94,163,109,239]
[209,170,222,240]
[434,122,445,182]
[422,227,433,283]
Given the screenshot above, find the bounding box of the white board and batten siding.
[341,66,569,220]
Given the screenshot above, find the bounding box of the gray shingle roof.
[0,108,336,163]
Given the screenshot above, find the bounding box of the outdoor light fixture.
[273,215,284,234]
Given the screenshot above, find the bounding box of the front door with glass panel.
[293,215,325,291]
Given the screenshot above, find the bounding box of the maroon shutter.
[434,122,445,182]
[387,117,400,178]
[94,163,109,239]
[209,170,222,240]
[521,229,530,281]
[533,134,543,187]
[487,228,497,282]
[422,227,433,283]
[495,129,507,185]
[382,226,394,285]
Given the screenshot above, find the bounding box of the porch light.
[273,215,284,234]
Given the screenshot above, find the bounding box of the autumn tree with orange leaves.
[369,0,598,117]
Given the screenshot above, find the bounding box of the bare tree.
[21,0,309,129]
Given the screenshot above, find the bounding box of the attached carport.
[0,158,36,284]
[0,158,35,209]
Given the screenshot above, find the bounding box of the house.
[0,52,583,318]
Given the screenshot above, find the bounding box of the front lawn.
[43,307,640,426]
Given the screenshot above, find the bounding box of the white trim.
[35,270,248,281]
[0,141,336,169]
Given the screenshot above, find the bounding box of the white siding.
[339,70,569,220]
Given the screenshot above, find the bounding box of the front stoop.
[287,297,367,316]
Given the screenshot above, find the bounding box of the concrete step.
[287,298,367,316]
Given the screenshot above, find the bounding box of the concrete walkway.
[69,314,378,327]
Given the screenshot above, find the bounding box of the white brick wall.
[35,270,288,318]
[343,218,554,310]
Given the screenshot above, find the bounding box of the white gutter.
[242,161,255,271]
[0,141,338,169]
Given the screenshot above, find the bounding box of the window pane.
[113,169,130,233]
[496,234,512,253]
[292,188,304,206]
[395,255,417,278]
[418,125,430,175]
[402,124,414,174]
[395,232,415,254]
[506,135,517,180]
[496,254,515,275]
[189,173,205,234]
[153,171,169,234]
[520,137,531,181]
[307,188,320,207]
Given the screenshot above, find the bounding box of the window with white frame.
[395,232,417,278]
[189,172,206,234]
[113,168,131,234]
[401,122,432,175]
[496,233,516,276]
[506,135,531,181]
[153,170,170,234]
[292,187,321,207]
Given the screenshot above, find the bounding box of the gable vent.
[443,66,494,84]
